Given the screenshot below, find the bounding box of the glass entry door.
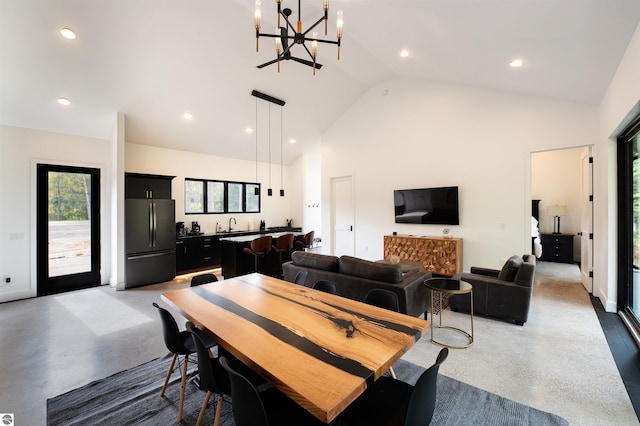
[619,116,640,332]
[37,164,101,296]
[630,132,639,319]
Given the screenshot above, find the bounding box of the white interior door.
[331,176,354,257]
[580,148,593,293]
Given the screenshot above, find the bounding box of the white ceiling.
[1,0,639,164]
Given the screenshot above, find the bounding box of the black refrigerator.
[125,198,176,288]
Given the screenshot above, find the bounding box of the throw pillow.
[497,255,523,281]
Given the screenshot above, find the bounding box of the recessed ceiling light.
[245,127,253,133]
[289,139,296,144]
[509,59,524,68]
[57,97,71,106]
[399,50,410,58]
[60,27,77,40]
[183,112,193,119]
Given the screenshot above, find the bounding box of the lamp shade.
[548,205,567,217]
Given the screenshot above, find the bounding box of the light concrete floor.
[0,264,637,426]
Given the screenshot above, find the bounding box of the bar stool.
[272,233,294,277]
[294,230,315,252]
[242,235,272,274]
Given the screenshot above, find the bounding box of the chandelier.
[254,0,343,75]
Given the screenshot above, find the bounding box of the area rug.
[47,355,568,426]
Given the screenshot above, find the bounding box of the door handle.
[350,225,353,231]
[149,202,154,247]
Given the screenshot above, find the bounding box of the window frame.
[185,178,261,214]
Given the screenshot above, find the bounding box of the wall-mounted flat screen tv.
[394,186,459,225]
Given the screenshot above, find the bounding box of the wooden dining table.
[161,273,429,423]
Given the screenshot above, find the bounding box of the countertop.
[177,227,301,240]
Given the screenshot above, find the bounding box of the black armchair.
[450,254,536,325]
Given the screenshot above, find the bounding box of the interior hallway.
[0,262,637,426]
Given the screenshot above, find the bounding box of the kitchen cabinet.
[125,172,174,199]
[176,235,222,274]
[540,234,574,263]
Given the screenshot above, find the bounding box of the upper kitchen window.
[185,178,261,214]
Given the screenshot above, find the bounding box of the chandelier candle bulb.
[255,0,261,51]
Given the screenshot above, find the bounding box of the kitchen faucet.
[229,217,236,232]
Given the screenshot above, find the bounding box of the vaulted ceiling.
[2,1,639,164]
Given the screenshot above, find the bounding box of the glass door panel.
[631,134,639,318]
[37,164,100,296]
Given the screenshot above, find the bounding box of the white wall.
[0,125,112,302]
[531,147,585,261]
[321,78,599,273]
[597,21,640,311]
[125,143,298,233]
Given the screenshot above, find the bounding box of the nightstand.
[540,233,574,263]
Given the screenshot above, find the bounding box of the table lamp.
[548,205,567,234]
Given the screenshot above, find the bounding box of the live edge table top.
[161,273,429,424]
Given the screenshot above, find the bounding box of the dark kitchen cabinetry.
[176,235,222,274]
[125,172,174,199]
[540,233,574,264]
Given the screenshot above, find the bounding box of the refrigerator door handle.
[149,202,154,248]
[152,202,157,248]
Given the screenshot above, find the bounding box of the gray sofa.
[282,251,432,318]
[449,254,536,325]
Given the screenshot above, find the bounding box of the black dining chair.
[313,280,337,295]
[152,302,217,422]
[186,322,230,426]
[243,235,273,274]
[292,270,308,286]
[191,273,218,287]
[219,356,325,426]
[342,348,449,426]
[364,289,400,378]
[364,288,400,312]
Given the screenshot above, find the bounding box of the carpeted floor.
[47,354,569,425]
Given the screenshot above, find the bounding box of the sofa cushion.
[498,255,523,281]
[291,251,339,272]
[339,256,403,284]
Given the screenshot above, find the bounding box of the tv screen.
[394,186,459,225]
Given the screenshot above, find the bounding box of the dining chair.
[191,273,218,287]
[219,356,325,426]
[313,280,337,294]
[272,233,294,277]
[342,348,449,426]
[243,235,273,274]
[292,270,308,286]
[364,288,400,378]
[185,322,230,426]
[152,302,216,422]
[364,288,400,312]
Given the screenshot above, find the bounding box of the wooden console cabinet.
[383,235,463,276]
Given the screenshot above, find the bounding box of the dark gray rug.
[47,355,568,425]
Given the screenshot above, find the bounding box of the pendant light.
[254,97,260,195]
[267,103,273,196]
[280,104,285,196]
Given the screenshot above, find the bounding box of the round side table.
[424,278,474,348]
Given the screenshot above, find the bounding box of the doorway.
[331,176,354,256]
[531,146,594,292]
[37,164,101,296]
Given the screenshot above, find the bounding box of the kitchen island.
[220,231,303,278]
